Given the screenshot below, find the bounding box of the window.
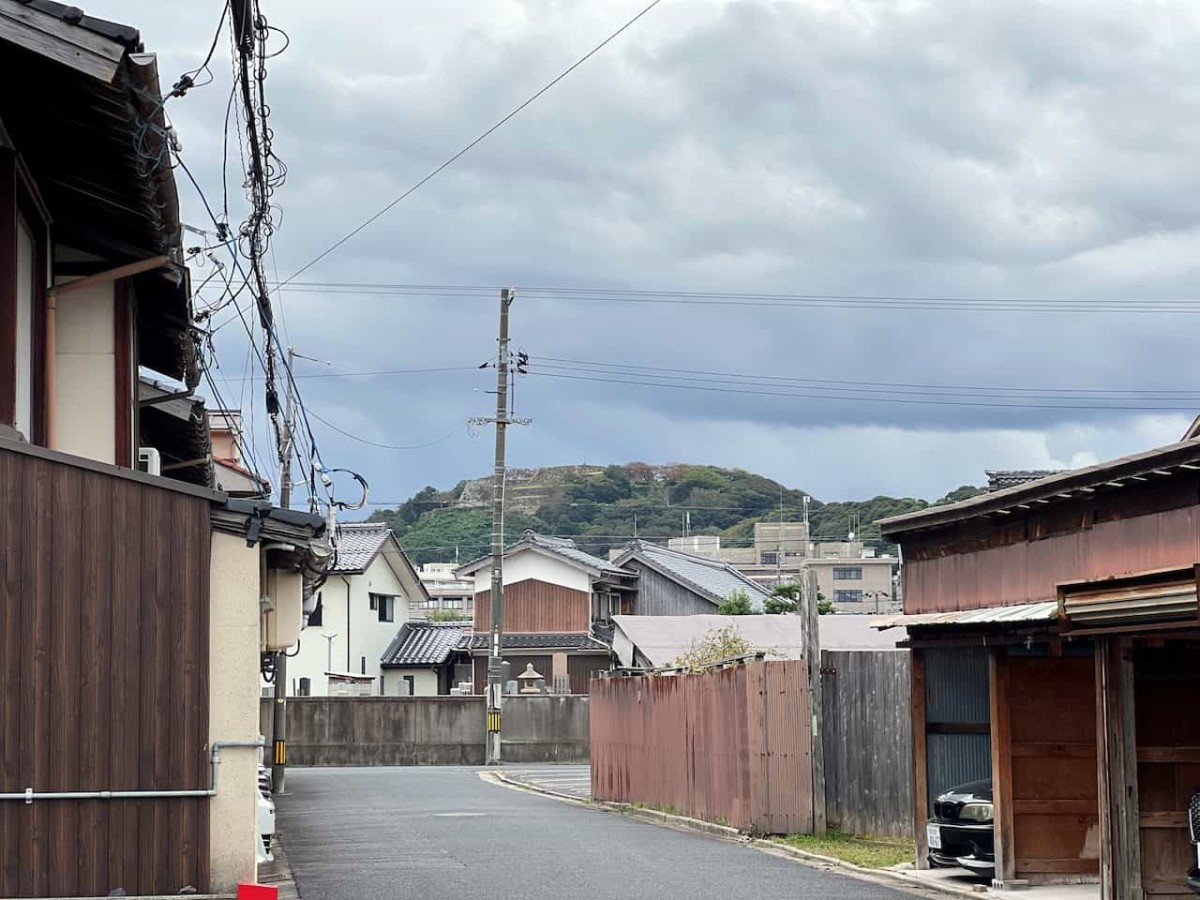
[834,590,863,603]
[402,675,415,697]
[308,592,323,627]
[443,598,463,610]
[833,567,863,581]
[760,551,778,566]
[371,593,394,623]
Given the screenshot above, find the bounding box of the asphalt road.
[277,767,912,900]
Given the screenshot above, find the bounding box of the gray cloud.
[111,0,1200,504]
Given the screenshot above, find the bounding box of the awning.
[1060,570,1199,631]
[871,600,1060,631]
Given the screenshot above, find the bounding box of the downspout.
[44,291,55,448]
[343,575,352,672]
[0,738,262,803]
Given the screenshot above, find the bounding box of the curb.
[258,834,302,900]
[491,772,985,900]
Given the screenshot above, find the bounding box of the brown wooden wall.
[998,654,1099,881]
[902,503,1200,614]
[471,653,610,695]
[473,578,590,632]
[0,446,212,896]
[1134,644,1200,897]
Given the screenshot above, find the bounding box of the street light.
[322,633,338,678]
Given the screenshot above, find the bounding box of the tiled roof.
[464,633,612,651]
[522,531,629,575]
[26,1,141,49]
[985,470,1062,492]
[457,531,633,578]
[617,541,772,607]
[381,622,467,667]
[330,523,391,573]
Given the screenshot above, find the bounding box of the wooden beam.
[990,649,1016,886]
[911,648,929,870]
[1096,636,1142,900]
[1012,799,1099,815]
[49,255,168,298]
[0,0,124,83]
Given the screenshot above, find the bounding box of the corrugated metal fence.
[590,660,812,834]
[821,650,913,837]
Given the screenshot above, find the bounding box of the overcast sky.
[116,0,1200,509]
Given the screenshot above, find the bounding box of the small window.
[444,598,463,610]
[308,592,323,627]
[833,567,863,581]
[834,590,863,603]
[372,593,394,623]
[360,656,367,674]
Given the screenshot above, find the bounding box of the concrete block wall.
[261,695,589,766]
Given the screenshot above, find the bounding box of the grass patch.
[773,831,915,869]
[629,801,683,817]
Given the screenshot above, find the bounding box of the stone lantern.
[517,663,546,694]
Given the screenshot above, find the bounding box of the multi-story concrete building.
[413,562,475,621]
[669,521,898,611]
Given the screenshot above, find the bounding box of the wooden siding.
[473,578,589,633]
[626,562,718,616]
[1133,644,1200,896]
[821,650,913,838]
[902,504,1200,614]
[1003,654,1099,880]
[0,445,212,896]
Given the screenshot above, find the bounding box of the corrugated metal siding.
[590,660,812,834]
[629,564,719,616]
[902,504,1200,614]
[473,579,590,632]
[924,647,991,809]
[926,647,990,724]
[926,734,991,801]
[0,447,211,896]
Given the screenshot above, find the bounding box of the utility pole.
[469,289,531,765]
[271,347,296,795]
[804,566,826,833]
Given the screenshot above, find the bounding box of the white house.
[287,522,428,696]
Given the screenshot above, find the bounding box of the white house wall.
[288,554,415,696]
[54,277,116,463]
[470,551,591,595]
[208,531,261,890]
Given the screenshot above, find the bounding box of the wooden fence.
[821,649,913,838]
[590,660,812,834]
[0,442,213,896]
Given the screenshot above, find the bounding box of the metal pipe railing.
[0,739,263,803]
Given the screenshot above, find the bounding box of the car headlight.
[959,802,994,823]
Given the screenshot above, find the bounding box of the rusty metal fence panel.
[590,660,812,834]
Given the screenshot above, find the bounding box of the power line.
[266,280,1200,315]
[306,407,464,450]
[279,0,667,285]
[526,369,1200,412]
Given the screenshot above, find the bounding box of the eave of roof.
[881,438,1200,538]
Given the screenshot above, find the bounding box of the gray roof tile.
[381,622,467,667]
[618,541,772,607]
[331,523,391,573]
[464,633,611,651]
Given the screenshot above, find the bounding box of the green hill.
[370,463,983,566]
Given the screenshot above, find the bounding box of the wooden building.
[613,540,772,615]
[880,437,1200,897]
[456,531,636,693]
[0,4,330,893]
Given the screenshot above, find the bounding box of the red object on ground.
[237,885,278,900]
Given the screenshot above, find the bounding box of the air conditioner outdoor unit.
[137,446,161,476]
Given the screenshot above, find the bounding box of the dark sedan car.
[927,779,995,878]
